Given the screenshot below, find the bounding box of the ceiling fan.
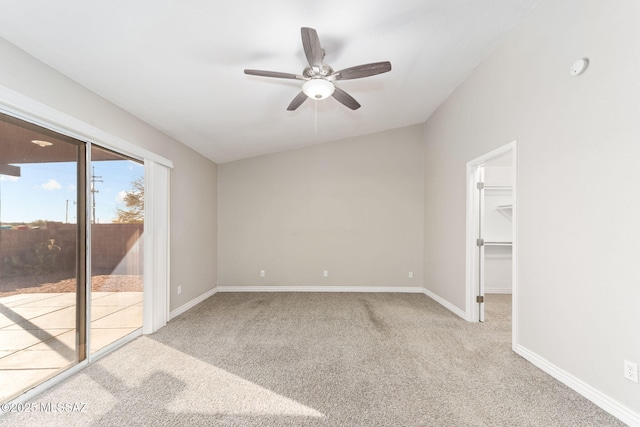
[244,27,391,111]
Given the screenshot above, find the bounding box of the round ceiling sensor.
[570,58,589,76]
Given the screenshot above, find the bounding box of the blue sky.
[0,160,143,224]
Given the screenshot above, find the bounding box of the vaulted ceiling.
[0,0,538,164]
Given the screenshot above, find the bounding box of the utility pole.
[91,166,103,224]
[66,199,76,223]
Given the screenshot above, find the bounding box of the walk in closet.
[482,159,513,294]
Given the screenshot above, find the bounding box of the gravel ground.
[0,273,143,297]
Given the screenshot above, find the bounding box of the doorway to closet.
[466,142,516,335]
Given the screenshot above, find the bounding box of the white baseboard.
[216,285,425,293]
[514,344,640,427]
[169,287,217,320]
[485,288,512,294]
[422,288,467,320]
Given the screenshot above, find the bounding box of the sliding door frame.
[0,86,173,403]
[77,142,88,362]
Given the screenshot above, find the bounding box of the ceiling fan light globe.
[302,79,335,100]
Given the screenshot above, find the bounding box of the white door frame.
[465,141,517,342]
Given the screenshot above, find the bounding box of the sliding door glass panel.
[89,146,143,354]
[0,112,82,402]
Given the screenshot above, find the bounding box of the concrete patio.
[0,291,142,402]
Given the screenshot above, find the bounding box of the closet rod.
[484,241,512,246]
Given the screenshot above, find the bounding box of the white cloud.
[116,190,127,203]
[41,179,62,190]
[0,176,19,182]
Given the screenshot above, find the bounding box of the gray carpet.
[0,293,625,426]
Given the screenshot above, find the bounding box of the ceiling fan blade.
[332,87,361,110]
[332,61,392,80]
[301,27,323,69]
[244,69,303,80]
[287,91,308,111]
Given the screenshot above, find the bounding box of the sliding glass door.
[0,112,83,401]
[89,146,143,354]
[0,112,144,402]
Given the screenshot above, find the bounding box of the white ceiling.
[0,0,538,164]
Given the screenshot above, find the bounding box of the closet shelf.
[484,241,512,246]
[485,185,513,190]
[496,204,513,210]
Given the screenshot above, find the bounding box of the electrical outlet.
[260,270,265,277]
[323,270,328,278]
[624,360,638,383]
[408,271,414,279]
[177,285,182,295]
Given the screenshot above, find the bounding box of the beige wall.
[0,37,218,311]
[423,0,640,415]
[218,125,424,288]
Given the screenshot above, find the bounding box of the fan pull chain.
[314,100,318,136]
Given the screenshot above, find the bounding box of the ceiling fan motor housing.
[303,64,334,78]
